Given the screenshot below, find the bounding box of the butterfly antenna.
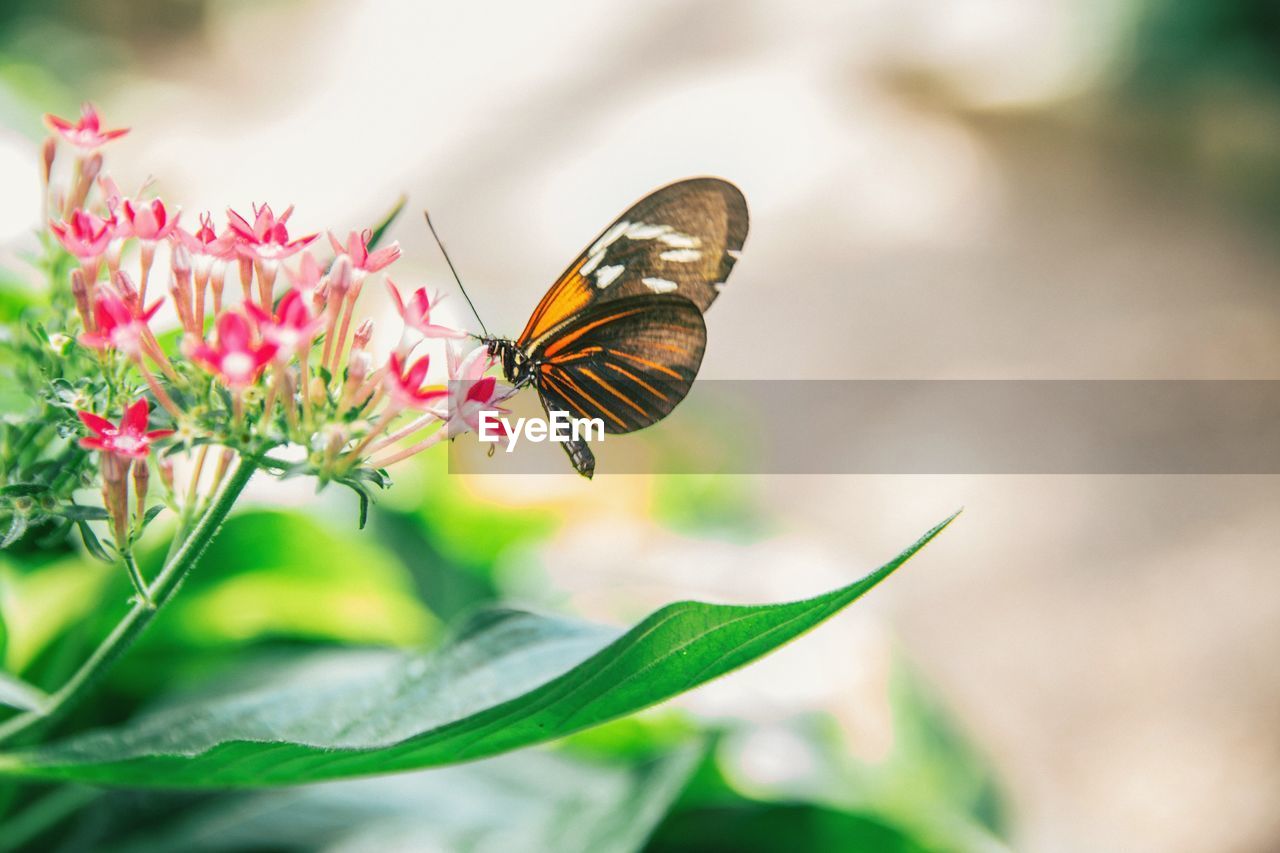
[423,209,489,339]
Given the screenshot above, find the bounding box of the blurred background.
[2,0,1280,850]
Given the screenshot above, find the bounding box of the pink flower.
[45,103,129,151]
[329,229,400,275]
[78,400,173,460]
[245,291,323,359]
[175,212,238,274]
[387,279,467,353]
[384,353,447,410]
[187,311,278,388]
[285,251,325,296]
[227,203,316,263]
[120,198,180,242]
[435,343,514,439]
[79,291,162,356]
[50,209,115,261]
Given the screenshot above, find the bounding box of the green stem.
[120,551,154,609]
[0,457,256,747]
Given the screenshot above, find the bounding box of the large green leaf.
[53,747,702,853]
[0,514,955,788]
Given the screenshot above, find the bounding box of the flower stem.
[120,551,154,609]
[0,457,257,747]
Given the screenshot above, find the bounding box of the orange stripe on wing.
[539,371,596,421]
[541,306,647,358]
[580,367,647,417]
[605,361,670,402]
[612,349,684,380]
[546,345,604,365]
[546,367,629,429]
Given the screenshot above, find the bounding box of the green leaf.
[0,514,955,788]
[77,746,701,853]
[366,194,408,251]
[649,802,933,853]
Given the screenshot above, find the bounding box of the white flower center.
[222,351,255,382]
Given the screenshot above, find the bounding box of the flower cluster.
[35,103,513,594]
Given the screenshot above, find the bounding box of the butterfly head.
[484,337,534,388]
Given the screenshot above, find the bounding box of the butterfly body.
[487,178,747,477]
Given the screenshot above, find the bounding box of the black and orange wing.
[531,292,707,447]
[517,178,747,347]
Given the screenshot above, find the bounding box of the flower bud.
[41,138,56,186]
[113,269,139,305]
[71,268,94,331]
[309,375,327,402]
[81,152,103,184]
[172,241,192,282]
[132,458,150,519]
[169,277,194,332]
[312,280,330,313]
[347,348,372,384]
[328,256,352,304]
[353,318,373,352]
[158,456,175,493]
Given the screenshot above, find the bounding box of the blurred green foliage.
[0,474,1000,851]
[1128,0,1280,96]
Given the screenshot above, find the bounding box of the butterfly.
[483,178,748,478]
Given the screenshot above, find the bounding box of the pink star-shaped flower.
[434,343,515,439]
[187,311,278,388]
[50,209,115,261]
[79,291,162,357]
[45,103,129,151]
[385,352,447,410]
[245,290,323,359]
[119,198,180,242]
[78,399,173,460]
[226,203,316,263]
[387,279,467,354]
[329,228,400,275]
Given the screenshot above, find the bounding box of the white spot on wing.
[625,222,671,240]
[660,248,702,263]
[659,232,700,248]
[581,251,604,276]
[595,264,625,289]
[590,220,629,256]
[643,277,678,293]
[725,248,742,259]
[712,282,726,292]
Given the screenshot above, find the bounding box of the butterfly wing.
[517,178,747,347]
[530,293,707,479]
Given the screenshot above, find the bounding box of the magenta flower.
[45,103,129,151]
[50,209,115,261]
[187,311,278,388]
[384,353,447,410]
[79,291,162,356]
[227,203,316,263]
[387,279,467,354]
[120,198,180,242]
[246,290,323,359]
[329,229,400,276]
[78,400,173,460]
